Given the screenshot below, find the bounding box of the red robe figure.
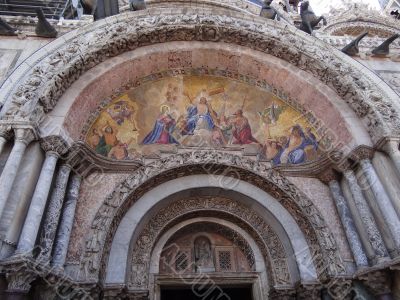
[229,109,259,144]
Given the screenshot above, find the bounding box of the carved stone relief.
[128,197,291,289]
[80,151,344,286]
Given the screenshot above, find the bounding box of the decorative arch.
[149,218,271,299]
[80,151,344,286]
[324,21,400,38]
[127,197,293,289]
[0,8,399,144]
[323,4,400,38]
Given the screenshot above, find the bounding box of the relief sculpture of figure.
[194,236,215,273]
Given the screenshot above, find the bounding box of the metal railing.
[0,0,70,19]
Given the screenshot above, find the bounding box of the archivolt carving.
[1,8,399,143]
[129,197,290,289]
[324,3,400,37]
[326,22,400,38]
[80,151,345,284]
[164,222,257,272]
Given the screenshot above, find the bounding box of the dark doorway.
[161,286,253,300]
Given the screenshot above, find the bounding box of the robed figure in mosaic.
[142,105,179,145]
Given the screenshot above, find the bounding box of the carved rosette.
[1,8,399,142]
[80,151,344,286]
[40,135,69,157]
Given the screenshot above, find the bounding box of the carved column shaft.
[0,126,12,156]
[52,174,81,270]
[0,128,35,219]
[381,139,400,178]
[0,136,7,156]
[328,179,368,268]
[38,164,72,261]
[343,170,389,262]
[359,158,400,250]
[15,152,59,255]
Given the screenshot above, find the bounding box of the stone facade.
[0,1,399,300]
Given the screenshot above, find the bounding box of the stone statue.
[0,17,17,36]
[35,8,57,38]
[130,0,146,11]
[260,0,280,21]
[298,1,327,35]
[194,236,215,272]
[372,34,400,56]
[342,32,368,56]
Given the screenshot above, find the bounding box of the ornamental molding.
[79,151,345,285]
[127,198,291,289]
[40,135,69,156]
[324,4,400,37]
[0,8,399,144]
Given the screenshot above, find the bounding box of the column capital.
[0,124,13,140]
[349,145,375,162]
[5,269,37,293]
[358,270,392,296]
[376,137,400,155]
[317,168,340,185]
[14,127,36,145]
[40,135,69,157]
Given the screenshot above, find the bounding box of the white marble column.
[359,158,400,250]
[52,174,82,270]
[328,179,369,268]
[15,151,59,255]
[343,169,389,263]
[0,128,35,219]
[0,137,7,156]
[0,125,12,156]
[380,139,400,178]
[37,164,72,261]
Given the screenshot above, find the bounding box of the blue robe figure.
[278,125,309,165]
[142,106,179,145]
[184,99,215,135]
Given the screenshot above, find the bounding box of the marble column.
[15,152,59,255]
[0,128,35,219]
[359,158,400,250]
[327,179,369,268]
[343,169,389,262]
[380,138,400,178]
[15,136,68,256]
[37,164,72,261]
[52,174,82,270]
[0,126,12,156]
[0,143,44,259]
